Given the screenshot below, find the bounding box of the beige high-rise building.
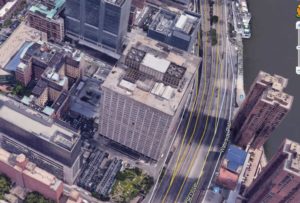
[98,35,200,160]
[232,71,293,149]
[244,139,300,203]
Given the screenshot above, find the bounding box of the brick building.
[232,71,293,149]
[244,139,300,203]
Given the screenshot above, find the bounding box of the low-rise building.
[216,145,247,190]
[66,190,83,203]
[0,94,82,184]
[14,41,83,117]
[0,148,64,202]
[148,9,200,52]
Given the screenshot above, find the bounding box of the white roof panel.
[141,54,170,73]
[119,79,136,91]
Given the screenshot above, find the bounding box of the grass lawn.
[111,168,153,203]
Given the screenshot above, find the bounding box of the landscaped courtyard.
[111,168,154,203]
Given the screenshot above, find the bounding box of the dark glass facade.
[65,0,80,20]
[103,3,120,34]
[85,0,100,27]
[65,0,131,53]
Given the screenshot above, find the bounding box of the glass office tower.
[65,0,131,55]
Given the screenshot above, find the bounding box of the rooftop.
[258,71,288,92]
[0,22,45,69]
[43,67,68,87]
[70,79,101,118]
[0,0,18,18]
[217,167,239,190]
[29,0,65,19]
[104,0,125,6]
[223,145,247,174]
[52,90,68,111]
[149,9,200,36]
[0,148,62,190]
[102,34,200,115]
[0,94,79,151]
[262,89,293,110]
[284,139,300,176]
[141,53,170,73]
[32,79,47,96]
[149,9,177,35]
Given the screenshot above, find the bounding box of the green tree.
[134,167,142,176]
[12,83,25,96]
[211,15,219,24]
[3,19,12,28]
[25,192,54,203]
[0,175,11,199]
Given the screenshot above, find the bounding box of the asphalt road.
[149,0,238,202]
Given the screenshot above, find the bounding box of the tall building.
[244,139,300,203]
[232,71,293,149]
[0,94,82,184]
[65,0,132,58]
[27,0,65,42]
[98,34,200,160]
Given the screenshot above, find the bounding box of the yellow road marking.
[175,1,229,202]
[161,0,212,202]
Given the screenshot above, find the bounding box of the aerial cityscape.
[0,0,297,203]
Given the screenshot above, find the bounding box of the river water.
[243,0,299,158]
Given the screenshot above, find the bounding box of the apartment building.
[27,0,65,42]
[232,71,293,149]
[244,139,300,203]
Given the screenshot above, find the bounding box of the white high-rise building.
[98,35,201,160]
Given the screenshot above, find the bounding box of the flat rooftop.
[141,53,170,73]
[149,9,176,35]
[0,94,78,151]
[105,0,125,6]
[0,22,45,69]
[257,71,288,92]
[0,148,62,189]
[223,145,247,174]
[149,9,200,36]
[284,139,300,176]
[102,34,201,115]
[261,88,293,110]
[29,0,65,19]
[0,0,18,18]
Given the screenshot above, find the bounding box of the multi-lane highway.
[149,0,238,202]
